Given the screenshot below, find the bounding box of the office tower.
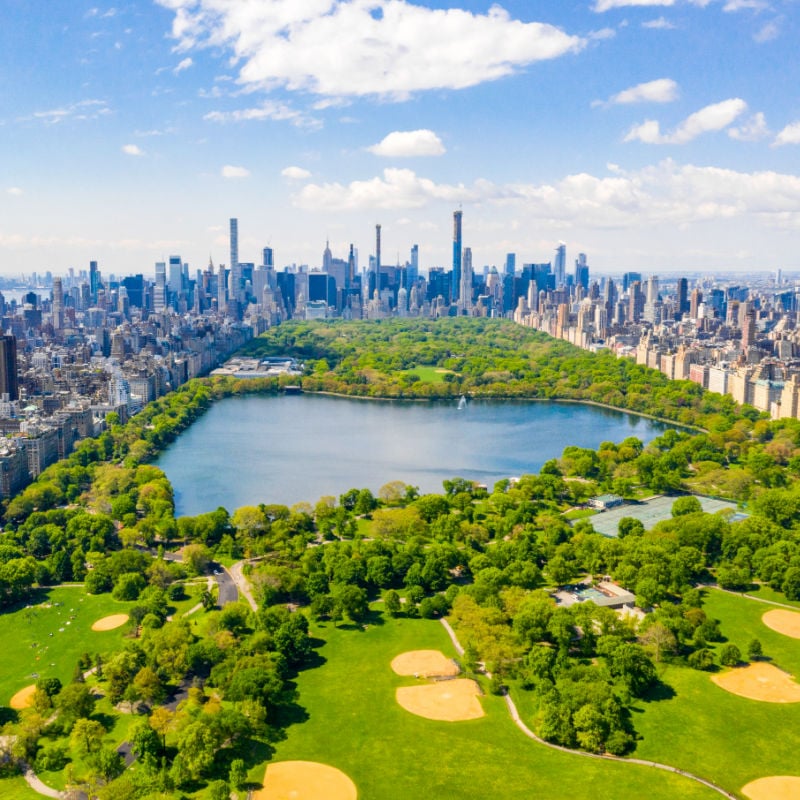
[52,277,64,330]
[505,253,516,276]
[553,243,566,287]
[460,247,473,312]
[622,271,642,293]
[347,244,356,290]
[373,224,381,299]
[629,281,644,322]
[408,244,419,287]
[0,335,19,400]
[647,275,659,305]
[262,247,274,268]
[154,262,166,313]
[574,253,589,292]
[89,261,100,304]
[677,277,689,317]
[168,255,183,297]
[122,275,145,309]
[323,240,333,272]
[452,210,462,304]
[688,289,702,320]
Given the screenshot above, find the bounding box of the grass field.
[0,585,135,705]
[0,774,41,800]
[632,588,800,792]
[744,584,800,609]
[400,366,453,384]
[255,609,719,800]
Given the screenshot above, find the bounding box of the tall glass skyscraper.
[452,210,462,304]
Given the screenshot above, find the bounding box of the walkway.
[22,764,62,798]
[228,560,258,611]
[439,618,738,800]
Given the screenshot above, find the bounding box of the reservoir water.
[156,394,668,515]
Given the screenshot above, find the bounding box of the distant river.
[155,394,668,515]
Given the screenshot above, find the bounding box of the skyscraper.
[574,253,589,292]
[374,224,381,298]
[452,210,462,304]
[460,247,473,312]
[154,262,166,313]
[0,335,19,401]
[229,218,241,302]
[553,243,566,287]
[52,277,64,330]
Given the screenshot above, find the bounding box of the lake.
[155,394,669,515]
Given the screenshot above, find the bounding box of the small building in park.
[588,493,625,511]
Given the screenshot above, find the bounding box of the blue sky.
[1,0,799,278]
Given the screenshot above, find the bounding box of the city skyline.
[1,0,799,276]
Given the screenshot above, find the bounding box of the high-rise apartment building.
[452,210,462,304]
[460,247,473,312]
[229,218,241,303]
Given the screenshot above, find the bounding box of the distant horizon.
[2,2,798,276]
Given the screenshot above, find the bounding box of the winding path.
[439,618,738,800]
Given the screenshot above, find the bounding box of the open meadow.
[0,585,136,707]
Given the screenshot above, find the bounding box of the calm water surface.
[156,394,667,515]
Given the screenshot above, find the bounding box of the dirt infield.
[741,776,800,800]
[762,609,800,639]
[91,613,129,632]
[252,760,357,800]
[712,662,800,703]
[9,684,36,710]
[396,678,484,721]
[391,650,459,678]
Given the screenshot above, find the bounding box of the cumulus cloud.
[289,161,800,233]
[624,98,747,144]
[221,165,250,178]
[367,130,446,158]
[121,143,144,156]
[723,0,768,10]
[774,122,800,146]
[281,166,312,180]
[728,112,769,141]
[596,78,678,107]
[156,0,585,99]
[6,187,22,196]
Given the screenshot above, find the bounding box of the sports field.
[0,586,135,706]
[588,495,740,537]
[250,610,718,800]
[632,589,800,791]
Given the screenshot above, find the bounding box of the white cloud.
[204,101,320,128]
[728,112,769,141]
[594,0,676,11]
[221,165,250,178]
[367,130,446,158]
[6,187,22,196]
[290,161,800,233]
[156,0,585,99]
[281,166,312,180]
[625,98,747,144]
[598,78,679,107]
[723,0,768,10]
[774,122,800,146]
[121,143,144,156]
[22,99,111,125]
[642,16,677,28]
[753,20,780,42]
[174,56,194,74]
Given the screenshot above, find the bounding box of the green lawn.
[400,366,453,384]
[744,583,800,609]
[0,774,42,800]
[0,585,135,705]
[256,609,718,800]
[632,588,800,793]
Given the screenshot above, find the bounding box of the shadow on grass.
[0,707,18,725]
[640,681,677,704]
